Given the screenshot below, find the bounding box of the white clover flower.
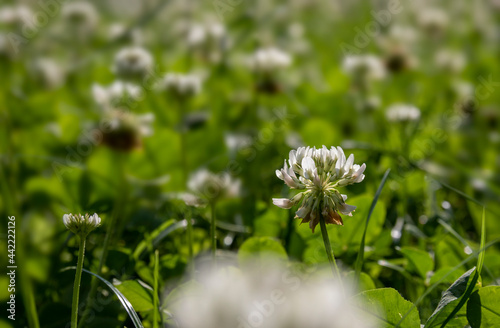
[160,73,202,97]
[418,8,449,36]
[434,49,466,74]
[28,58,65,89]
[171,260,376,328]
[342,55,386,81]
[385,104,421,122]
[187,169,240,204]
[63,213,101,236]
[113,46,153,80]
[92,80,142,108]
[0,5,33,27]
[61,1,99,34]
[100,110,154,151]
[187,22,226,47]
[249,47,292,73]
[273,146,366,232]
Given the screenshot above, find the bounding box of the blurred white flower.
[342,55,386,81]
[171,261,376,328]
[418,8,449,36]
[100,109,154,151]
[107,23,143,44]
[160,73,202,97]
[62,1,99,36]
[92,80,142,108]
[187,169,240,204]
[63,213,101,236]
[224,133,252,154]
[187,22,226,47]
[0,5,32,27]
[249,47,292,73]
[273,146,365,232]
[29,58,65,89]
[434,49,466,74]
[113,46,153,80]
[385,104,421,122]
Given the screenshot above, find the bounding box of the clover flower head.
[113,46,153,81]
[187,22,226,47]
[342,54,386,81]
[0,5,32,27]
[434,49,466,74]
[385,104,421,122]
[250,47,292,73]
[273,146,366,232]
[29,57,65,89]
[62,1,98,29]
[161,73,202,97]
[187,169,240,204]
[92,80,142,108]
[418,8,449,36]
[172,260,376,328]
[63,213,101,236]
[100,109,154,151]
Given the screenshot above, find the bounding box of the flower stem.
[71,236,86,328]
[210,202,217,265]
[319,212,343,291]
[186,208,194,275]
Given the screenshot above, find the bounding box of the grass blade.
[395,237,499,328]
[153,250,160,328]
[437,207,486,327]
[355,168,391,282]
[62,267,145,328]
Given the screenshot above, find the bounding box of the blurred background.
[1,0,500,327]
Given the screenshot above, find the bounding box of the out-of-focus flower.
[92,81,142,108]
[273,146,366,232]
[186,169,240,205]
[28,58,66,89]
[417,8,449,37]
[342,55,386,83]
[107,23,143,44]
[171,261,376,328]
[63,213,101,236]
[187,22,226,47]
[224,133,252,154]
[249,47,292,74]
[434,49,466,74]
[62,1,99,40]
[385,104,421,122]
[0,5,32,28]
[100,109,154,151]
[113,46,153,81]
[160,73,202,98]
[383,47,417,73]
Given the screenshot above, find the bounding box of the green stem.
[318,212,343,291]
[80,153,126,327]
[186,208,194,275]
[71,236,86,328]
[210,202,217,264]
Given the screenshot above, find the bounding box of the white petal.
[272,198,293,209]
[339,203,356,215]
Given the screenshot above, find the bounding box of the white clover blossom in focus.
[385,104,421,122]
[273,146,366,232]
[63,213,101,236]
